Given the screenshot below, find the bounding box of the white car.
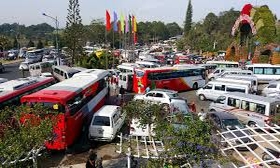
[133,89,180,104]
[262,82,280,97]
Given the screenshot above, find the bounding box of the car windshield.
[168,93,179,98]
[68,71,80,78]
[221,119,244,129]
[92,116,111,126]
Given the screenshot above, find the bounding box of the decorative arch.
[231,14,257,36]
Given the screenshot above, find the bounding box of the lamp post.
[42,13,59,54]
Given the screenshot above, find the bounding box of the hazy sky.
[1,0,279,28]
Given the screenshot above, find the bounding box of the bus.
[246,64,280,83]
[133,66,206,93]
[206,61,239,68]
[21,69,109,150]
[0,76,55,109]
[173,55,193,64]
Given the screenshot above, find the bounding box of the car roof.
[94,105,120,117]
[209,111,237,120]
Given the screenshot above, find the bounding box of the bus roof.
[206,61,239,64]
[223,92,280,103]
[0,76,53,92]
[21,69,108,103]
[246,64,280,67]
[136,66,204,72]
[52,65,81,73]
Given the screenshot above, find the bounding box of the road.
[0,62,30,80]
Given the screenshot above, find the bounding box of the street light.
[42,13,59,54]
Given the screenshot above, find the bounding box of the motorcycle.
[262,147,280,165]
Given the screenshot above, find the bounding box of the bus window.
[264,68,274,75]
[254,68,264,74]
[227,97,240,108]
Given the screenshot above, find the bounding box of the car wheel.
[248,121,256,127]
[199,94,206,101]
[192,83,198,90]
[209,77,214,81]
[210,109,216,112]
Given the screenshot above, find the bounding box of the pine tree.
[27,39,35,48]
[184,0,193,35]
[36,40,44,49]
[65,0,84,65]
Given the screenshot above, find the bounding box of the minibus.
[209,92,280,127]
[52,65,81,81]
[196,81,251,101]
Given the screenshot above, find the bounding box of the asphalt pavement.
[0,61,29,80]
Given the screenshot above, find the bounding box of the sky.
[1,0,279,28]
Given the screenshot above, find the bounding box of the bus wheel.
[248,121,256,127]
[192,83,198,90]
[199,94,206,101]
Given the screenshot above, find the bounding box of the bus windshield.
[30,102,65,113]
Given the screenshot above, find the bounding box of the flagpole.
[105,26,108,69]
[112,31,115,68]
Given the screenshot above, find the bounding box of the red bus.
[133,66,206,93]
[174,55,193,64]
[21,69,109,150]
[0,76,55,109]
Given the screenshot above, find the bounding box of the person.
[198,108,207,121]
[119,85,125,103]
[145,85,151,93]
[86,152,97,168]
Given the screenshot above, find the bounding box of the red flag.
[133,33,138,44]
[106,10,111,31]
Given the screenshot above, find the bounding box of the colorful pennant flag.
[106,10,111,31]
[133,15,137,33]
[129,15,132,33]
[125,15,129,33]
[120,13,125,33]
[113,11,118,32]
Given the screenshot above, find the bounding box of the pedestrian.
[198,108,207,121]
[119,85,125,103]
[145,85,151,93]
[86,152,97,168]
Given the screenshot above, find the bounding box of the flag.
[133,15,137,32]
[113,11,118,32]
[129,15,132,33]
[120,13,125,33]
[106,10,111,31]
[125,15,129,33]
[133,33,138,44]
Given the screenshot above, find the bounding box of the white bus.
[206,61,239,68]
[117,64,136,73]
[135,61,161,68]
[246,64,280,83]
[209,92,280,127]
[215,77,256,93]
[222,74,258,93]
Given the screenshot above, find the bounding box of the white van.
[118,72,133,92]
[215,77,255,93]
[135,61,160,68]
[208,92,280,127]
[223,74,258,93]
[117,65,136,73]
[0,78,8,84]
[208,68,252,80]
[29,62,53,77]
[52,65,81,81]
[196,81,251,101]
[88,105,125,141]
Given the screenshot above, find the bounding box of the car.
[207,111,255,150]
[19,61,30,71]
[0,62,5,73]
[262,82,280,97]
[133,89,180,104]
[7,50,18,60]
[0,78,8,83]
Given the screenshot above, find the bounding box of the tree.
[13,37,19,49]
[184,0,193,35]
[166,22,182,37]
[121,101,225,167]
[65,0,84,65]
[0,35,10,51]
[78,51,118,69]
[0,105,57,167]
[36,40,44,49]
[27,39,35,48]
